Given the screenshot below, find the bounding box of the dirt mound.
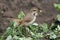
[0,0,60,32]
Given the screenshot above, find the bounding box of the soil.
[0,0,60,40]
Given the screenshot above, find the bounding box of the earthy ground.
[0,0,60,38]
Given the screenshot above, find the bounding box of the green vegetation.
[0,4,60,40]
[54,3,60,10]
[18,11,25,19]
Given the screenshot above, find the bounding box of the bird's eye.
[33,9,36,11]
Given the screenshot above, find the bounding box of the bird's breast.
[26,16,36,25]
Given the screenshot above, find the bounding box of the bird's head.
[30,7,38,16]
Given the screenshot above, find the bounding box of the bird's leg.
[17,25,25,37]
[22,25,30,37]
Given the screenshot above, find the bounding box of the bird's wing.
[23,14,33,23]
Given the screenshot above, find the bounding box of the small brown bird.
[7,7,38,26]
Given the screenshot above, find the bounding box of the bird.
[7,7,38,26]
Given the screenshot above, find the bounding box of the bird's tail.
[6,18,24,26]
[6,18,22,22]
[6,18,13,20]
